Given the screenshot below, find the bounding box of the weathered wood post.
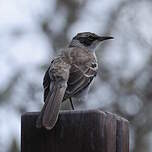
[21,109,129,152]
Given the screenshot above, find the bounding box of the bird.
[36,32,113,130]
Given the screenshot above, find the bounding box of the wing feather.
[64,64,97,98]
[36,58,70,130]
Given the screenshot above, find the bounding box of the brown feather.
[36,57,70,129]
[36,47,98,130]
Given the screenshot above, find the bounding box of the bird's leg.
[69,97,75,110]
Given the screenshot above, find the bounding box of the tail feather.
[36,81,67,130]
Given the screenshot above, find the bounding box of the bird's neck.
[69,40,96,53]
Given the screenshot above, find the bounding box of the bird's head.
[69,32,114,51]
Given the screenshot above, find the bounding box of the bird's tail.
[36,81,67,130]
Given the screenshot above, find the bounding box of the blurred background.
[0,0,152,151]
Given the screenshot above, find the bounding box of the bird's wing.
[36,58,70,130]
[65,62,98,98]
[43,67,51,102]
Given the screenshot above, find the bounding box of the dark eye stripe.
[78,36,95,46]
[88,36,96,41]
[88,37,94,41]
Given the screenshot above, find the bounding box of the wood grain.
[21,110,129,152]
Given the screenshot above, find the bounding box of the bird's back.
[43,47,98,101]
[63,47,98,99]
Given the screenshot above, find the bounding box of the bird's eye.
[88,36,94,41]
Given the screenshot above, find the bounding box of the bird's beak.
[97,36,114,41]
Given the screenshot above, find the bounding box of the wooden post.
[21,110,129,152]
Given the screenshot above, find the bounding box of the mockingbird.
[36,32,113,130]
